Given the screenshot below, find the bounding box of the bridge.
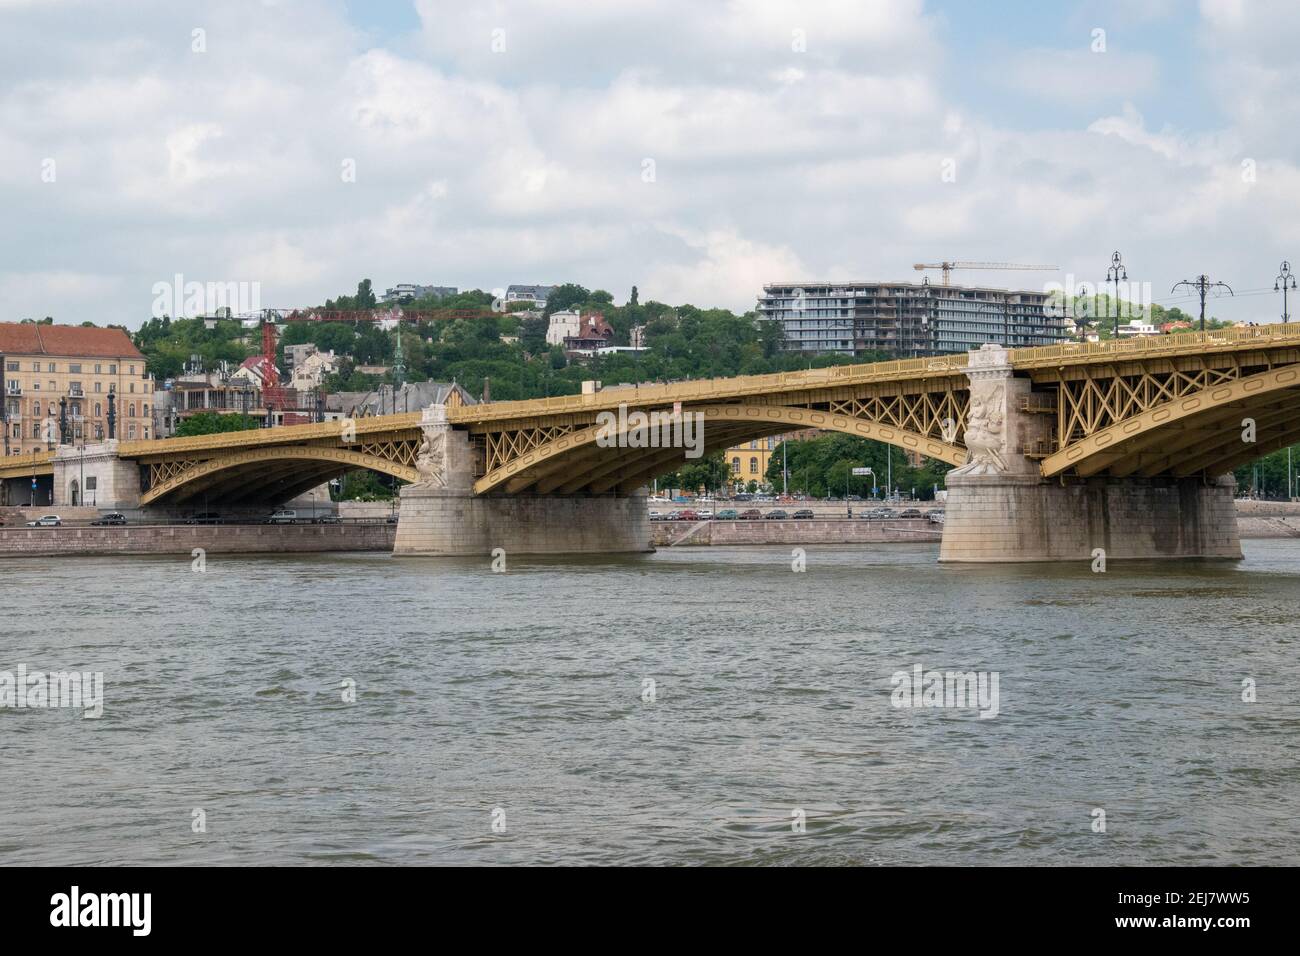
[3,324,1297,560]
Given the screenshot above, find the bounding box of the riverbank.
[0,523,395,557]
[651,517,941,547]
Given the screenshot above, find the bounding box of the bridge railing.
[450,353,972,422]
[1010,324,1300,368]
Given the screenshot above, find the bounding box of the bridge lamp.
[1275,261,1296,324]
[1106,251,1127,336]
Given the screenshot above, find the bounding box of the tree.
[356,279,377,309]
[543,283,590,318]
[175,412,261,437]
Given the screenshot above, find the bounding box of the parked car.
[764,509,789,520]
[676,509,700,521]
[715,509,738,520]
[924,509,944,518]
[385,514,399,524]
[648,510,664,521]
[739,508,763,520]
[899,508,923,518]
[695,509,714,519]
[313,514,342,524]
[184,512,223,525]
[91,512,127,526]
[265,509,298,524]
[26,514,62,527]
[792,509,815,519]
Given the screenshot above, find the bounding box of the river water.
[2,540,1298,866]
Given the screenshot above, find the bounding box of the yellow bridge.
[3,324,1299,509]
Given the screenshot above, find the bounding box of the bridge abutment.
[51,440,141,509]
[392,404,651,556]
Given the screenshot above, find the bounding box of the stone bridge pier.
[939,345,1242,563]
[393,405,651,556]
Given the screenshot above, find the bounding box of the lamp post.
[1275,261,1296,324]
[1106,251,1127,336]
[1172,274,1233,332]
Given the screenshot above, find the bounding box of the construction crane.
[912,261,1058,286]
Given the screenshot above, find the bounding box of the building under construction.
[757,280,1069,357]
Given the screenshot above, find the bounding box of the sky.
[2,0,1299,328]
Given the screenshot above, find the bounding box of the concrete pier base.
[390,403,651,556]
[393,487,652,556]
[939,472,1243,563]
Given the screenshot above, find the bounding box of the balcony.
[4,385,21,396]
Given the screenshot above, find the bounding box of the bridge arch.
[1041,364,1300,479]
[139,445,419,506]
[474,402,968,495]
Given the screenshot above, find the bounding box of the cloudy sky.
[3,0,1298,328]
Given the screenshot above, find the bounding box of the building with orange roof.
[1,322,156,456]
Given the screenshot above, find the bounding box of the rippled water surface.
[2,540,1298,865]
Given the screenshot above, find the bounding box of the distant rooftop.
[0,322,145,359]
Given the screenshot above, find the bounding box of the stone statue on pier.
[958,382,1008,474]
[413,405,450,488]
[951,344,1017,477]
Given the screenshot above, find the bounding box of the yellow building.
[727,435,778,486]
[1,323,156,455]
[725,430,822,489]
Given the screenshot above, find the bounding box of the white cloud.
[0,0,1296,328]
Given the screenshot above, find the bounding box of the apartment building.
[757,280,1068,357]
[380,284,458,303]
[1,323,155,455]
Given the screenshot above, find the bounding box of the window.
[94,364,102,374]
[109,365,116,374]
[94,382,102,392]
[750,458,759,474]
[32,424,40,438]
[127,424,137,439]
[143,427,149,439]
[32,361,40,372]
[143,403,149,415]
[128,403,136,417]
[32,401,40,416]
[69,364,81,373]
[4,362,16,372]
[94,403,102,417]
[129,383,135,393]
[47,363,56,373]
[731,456,740,474]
